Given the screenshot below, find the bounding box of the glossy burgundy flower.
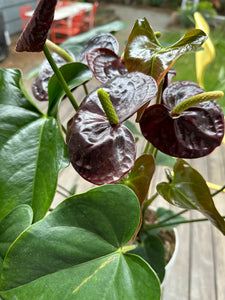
[67,72,158,185]
[86,48,128,84]
[140,81,224,158]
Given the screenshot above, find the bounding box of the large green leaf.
[47,62,92,117]
[61,21,127,58]
[0,205,33,261]
[157,159,225,235]
[124,18,207,83]
[131,234,165,282]
[0,185,161,299]
[0,69,69,222]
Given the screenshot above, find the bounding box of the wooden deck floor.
[52,89,225,299]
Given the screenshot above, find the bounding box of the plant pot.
[143,207,179,285]
[161,227,179,287]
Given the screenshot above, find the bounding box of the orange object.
[56,1,72,9]
[81,2,99,31]
[19,5,33,30]
[50,9,86,44]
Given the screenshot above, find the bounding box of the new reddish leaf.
[140,81,224,158]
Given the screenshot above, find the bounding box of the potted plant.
[0,0,224,299]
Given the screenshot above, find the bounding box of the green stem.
[142,193,159,212]
[142,193,159,228]
[145,208,188,231]
[43,44,79,111]
[83,83,89,96]
[58,184,73,196]
[56,189,69,198]
[143,215,225,231]
[46,39,74,62]
[156,81,163,105]
[211,185,225,197]
[144,141,151,154]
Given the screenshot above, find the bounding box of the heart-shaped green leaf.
[157,159,225,235]
[0,184,161,299]
[131,234,165,282]
[0,69,69,222]
[124,18,207,82]
[47,62,92,117]
[0,205,33,261]
[119,154,155,206]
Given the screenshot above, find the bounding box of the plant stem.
[45,39,74,62]
[83,83,89,96]
[143,193,159,212]
[58,184,73,196]
[211,184,225,196]
[43,44,79,111]
[144,141,151,154]
[143,214,225,231]
[56,189,69,198]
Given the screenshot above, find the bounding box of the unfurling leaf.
[16,0,57,52]
[157,159,225,235]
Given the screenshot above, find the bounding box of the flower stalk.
[43,43,79,111]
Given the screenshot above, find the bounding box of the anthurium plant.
[0,0,225,299]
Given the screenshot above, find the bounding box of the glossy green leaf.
[131,234,165,282]
[0,205,33,260]
[0,69,69,222]
[0,185,161,300]
[61,21,126,57]
[47,62,92,117]
[124,18,207,82]
[157,159,225,235]
[119,154,155,206]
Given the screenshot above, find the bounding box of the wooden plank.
[161,214,191,300]
[189,212,216,300]
[207,144,225,300]
[149,166,191,299]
